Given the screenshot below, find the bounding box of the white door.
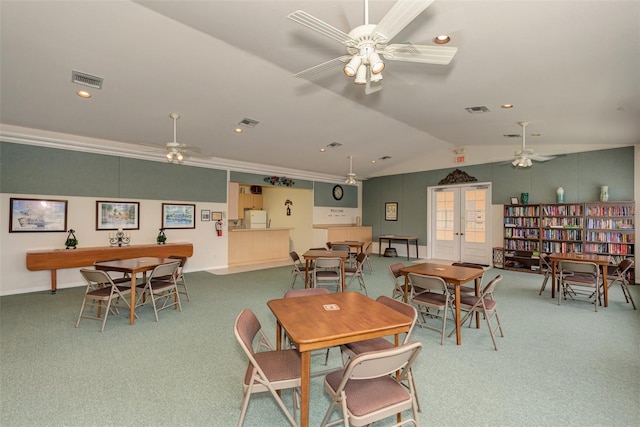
[429,184,492,265]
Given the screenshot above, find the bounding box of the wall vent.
[238,118,260,127]
[464,106,490,114]
[71,70,103,89]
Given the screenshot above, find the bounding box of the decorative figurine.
[157,228,167,245]
[65,229,78,249]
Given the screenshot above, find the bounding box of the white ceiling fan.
[288,0,457,94]
[512,121,555,168]
[345,155,357,184]
[165,112,187,163]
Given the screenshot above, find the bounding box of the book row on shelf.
[502,201,635,275]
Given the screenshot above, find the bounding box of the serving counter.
[312,225,372,247]
[228,228,291,266]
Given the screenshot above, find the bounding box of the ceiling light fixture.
[166,112,184,164]
[368,51,384,74]
[501,104,514,109]
[76,90,91,98]
[345,155,357,185]
[434,35,451,44]
[354,64,367,85]
[343,55,363,77]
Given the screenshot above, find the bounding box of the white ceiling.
[1,0,638,181]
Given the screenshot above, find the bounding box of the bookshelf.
[584,202,635,281]
[541,203,584,254]
[503,204,541,273]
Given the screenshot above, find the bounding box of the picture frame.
[211,211,223,221]
[201,209,211,222]
[162,203,196,229]
[9,198,68,232]
[385,202,398,221]
[510,197,520,205]
[96,201,140,230]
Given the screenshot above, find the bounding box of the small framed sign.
[385,202,398,221]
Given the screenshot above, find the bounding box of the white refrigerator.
[245,210,267,228]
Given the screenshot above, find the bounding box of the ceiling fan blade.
[372,0,434,42]
[531,155,555,162]
[288,10,357,47]
[382,44,457,64]
[293,55,352,79]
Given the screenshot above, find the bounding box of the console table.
[26,243,193,293]
[378,235,419,260]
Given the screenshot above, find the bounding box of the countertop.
[229,227,292,232]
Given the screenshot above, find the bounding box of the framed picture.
[510,197,519,205]
[211,211,223,221]
[385,202,398,221]
[96,201,140,230]
[162,203,196,229]
[201,210,211,221]
[9,198,68,232]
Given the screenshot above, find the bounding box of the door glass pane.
[464,189,486,243]
[435,192,454,241]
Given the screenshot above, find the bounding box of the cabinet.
[238,193,263,218]
[503,204,541,273]
[584,202,635,281]
[541,203,584,254]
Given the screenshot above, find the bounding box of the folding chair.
[389,262,407,300]
[450,262,483,296]
[558,261,600,312]
[76,269,134,332]
[135,261,182,321]
[234,309,300,427]
[168,255,190,301]
[604,259,636,309]
[288,251,313,289]
[450,275,504,351]
[344,252,368,295]
[408,273,455,345]
[313,257,343,292]
[320,341,422,427]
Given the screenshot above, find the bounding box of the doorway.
[428,183,492,265]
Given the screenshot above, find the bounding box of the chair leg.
[621,284,637,309]
[538,274,549,295]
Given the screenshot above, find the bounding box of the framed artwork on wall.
[211,211,223,221]
[201,210,211,221]
[510,197,519,205]
[162,203,196,229]
[96,201,140,230]
[9,198,68,232]
[385,202,398,221]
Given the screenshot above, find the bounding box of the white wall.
[0,193,228,295]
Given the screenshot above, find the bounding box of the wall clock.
[332,185,344,200]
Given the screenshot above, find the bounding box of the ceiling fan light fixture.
[354,64,367,85]
[369,51,384,74]
[343,55,363,77]
[370,71,383,83]
[345,155,357,184]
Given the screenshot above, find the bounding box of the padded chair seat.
[343,337,393,354]
[413,291,449,306]
[458,295,497,311]
[245,349,301,385]
[325,369,410,418]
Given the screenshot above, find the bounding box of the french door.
[428,183,492,265]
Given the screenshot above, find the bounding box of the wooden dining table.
[548,252,612,306]
[94,257,176,325]
[400,262,484,345]
[267,291,412,427]
[301,249,349,291]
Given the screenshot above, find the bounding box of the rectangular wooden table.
[378,235,419,260]
[267,292,412,427]
[26,243,193,293]
[400,262,484,345]
[94,257,176,325]
[301,249,349,291]
[549,252,612,306]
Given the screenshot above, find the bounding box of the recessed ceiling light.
[501,104,514,109]
[371,160,376,163]
[76,90,91,98]
[531,133,541,137]
[320,148,326,152]
[234,128,243,134]
[434,35,450,44]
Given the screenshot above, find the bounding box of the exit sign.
[456,155,465,163]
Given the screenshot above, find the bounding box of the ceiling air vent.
[326,142,342,148]
[465,106,490,114]
[379,155,392,160]
[238,118,260,128]
[71,70,103,89]
[503,134,521,138]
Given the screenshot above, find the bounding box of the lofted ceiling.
[1,0,638,181]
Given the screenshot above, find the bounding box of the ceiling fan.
[165,112,187,163]
[345,155,357,184]
[512,121,555,168]
[288,0,457,94]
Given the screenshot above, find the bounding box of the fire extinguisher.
[215,219,223,237]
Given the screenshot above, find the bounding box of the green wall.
[0,142,228,202]
[362,147,635,244]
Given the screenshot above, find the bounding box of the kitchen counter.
[228,228,291,266]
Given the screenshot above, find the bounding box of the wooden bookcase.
[503,201,635,279]
[541,203,584,254]
[584,201,635,281]
[503,204,541,273]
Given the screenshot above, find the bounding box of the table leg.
[341,260,346,292]
[474,277,481,329]
[129,274,137,325]
[406,240,410,260]
[50,269,58,294]
[378,238,382,257]
[414,239,419,259]
[551,260,557,299]
[300,351,311,427]
[602,267,608,307]
[455,286,462,345]
[305,259,310,289]
[403,275,409,303]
